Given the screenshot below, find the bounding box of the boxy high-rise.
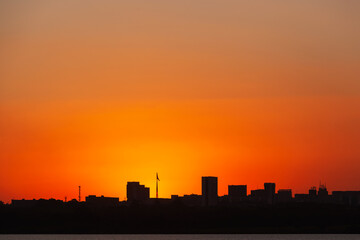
[202,176,218,206]
[127,182,150,204]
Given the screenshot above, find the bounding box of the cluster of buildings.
[8,176,360,208]
[125,177,360,207]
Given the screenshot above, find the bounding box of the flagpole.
[156,173,158,199]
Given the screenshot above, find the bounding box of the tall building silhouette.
[126,182,150,203]
[202,176,218,206]
[318,184,328,197]
[318,184,329,203]
[264,183,276,204]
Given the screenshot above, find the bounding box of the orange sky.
[0,1,360,203]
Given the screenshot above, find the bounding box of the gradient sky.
[0,0,360,203]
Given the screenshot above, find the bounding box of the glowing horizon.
[1,0,360,203]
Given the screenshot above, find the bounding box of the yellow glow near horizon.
[1,1,360,202]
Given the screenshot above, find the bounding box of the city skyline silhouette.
[2,174,360,234]
[1,0,360,234]
[4,174,360,207]
[1,1,360,204]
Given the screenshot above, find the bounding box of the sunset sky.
[0,0,360,203]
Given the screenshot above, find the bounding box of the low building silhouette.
[171,194,202,206]
[228,185,247,203]
[294,193,309,202]
[181,194,202,206]
[85,195,119,207]
[11,198,63,208]
[277,189,292,203]
[145,198,172,205]
[171,195,179,200]
[308,186,317,201]
[11,199,37,208]
[332,191,360,206]
[250,189,266,203]
[309,186,317,197]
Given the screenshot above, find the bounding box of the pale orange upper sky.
[0,1,359,202]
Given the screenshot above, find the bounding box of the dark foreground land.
[1,203,360,234]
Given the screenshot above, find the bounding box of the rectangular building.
[264,183,276,204]
[332,191,360,206]
[202,176,218,206]
[228,185,247,203]
[127,182,150,204]
[85,195,119,207]
[277,189,292,203]
[250,189,266,202]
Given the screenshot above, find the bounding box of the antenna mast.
[78,186,81,202]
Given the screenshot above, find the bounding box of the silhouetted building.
[264,183,276,204]
[66,198,80,207]
[202,176,218,206]
[228,185,247,203]
[277,189,292,203]
[306,186,317,202]
[318,184,329,203]
[85,195,119,207]
[11,199,63,208]
[294,194,309,202]
[318,185,328,197]
[218,195,229,205]
[309,187,317,197]
[171,195,179,200]
[145,198,172,205]
[11,199,37,208]
[294,187,321,203]
[182,194,202,206]
[127,182,150,204]
[332,191,360,206]
[171,194,202,206]
[250,189,266,202]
